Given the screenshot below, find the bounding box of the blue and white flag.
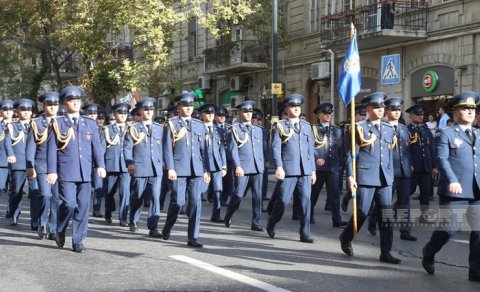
[337,28,362,107]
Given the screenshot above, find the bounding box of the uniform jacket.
[123,121,164,177]
[313,123,343,172]
[408,123,435,172]
[227,122,265,174]
[205,123,227,172]
[8,121,30,171]
[215,122,230,161]
[101,123,128,173]
[26,115,51,173]
[271,119,315,176]
[345,120,394,186]
[392,123,412,178]
[0,122,14,168]
[47,115,105,182]
[163,117,209,177]
[435,124,480,199]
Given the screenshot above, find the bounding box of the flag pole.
[349,23,358,240]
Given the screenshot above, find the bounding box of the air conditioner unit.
[198,76,210,89]
[157,97,168,109]
[230,76,241,91]
[231,95,244,107]
[310,62,330,80]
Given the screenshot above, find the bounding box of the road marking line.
[170,255,291,292]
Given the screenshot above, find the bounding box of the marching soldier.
[267,94,316,242]
[406,104,437,220]
[199,104,227,222]
[123,98,164,237]
[162,92,211,247]
[7,99,35,227]
[215,106,232,206]
[0,100,15,210]
[26,92,60,239]
[381,97,417,241]
[82,103,106,218]
[339,92,400,264]
[252,110,270,202]
[310,103,346,227]
[103,103,131,226]
[422,92,480,282]
[46,86,106,253]
[223,100,265,232]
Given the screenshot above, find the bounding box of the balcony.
[204,40,270,74]
[320,1,428,50]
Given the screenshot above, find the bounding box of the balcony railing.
[321,1,428,42]
[205,40,269,72]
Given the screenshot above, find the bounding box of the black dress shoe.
[149,229,162,238]
[310,218,315,224]
[187,239,203,248]
[129,223,139,232]
[224,213,232,227]
[341,196,349,212]
[340,236,353,256]
[48,233,56,241]
[31,222,39,231]
[201,195,207,202]
[9,217,18,226]
[119,221,129,227]
[368,223,377,235]
[379,252,401,264]
[251,224,264,232]
[400,233,417,241]
[300,236,315,243]
[324,205,332,211]
[422,250,435,274]
[220,201,228,207]
[56,231,65,248]
[291,214,301,220]
[468,274,480,282]
[263,196,270,201]
[5,211,11,218]
[72,243,86,253]
[266,221,275,238]
[210,217,224,223]
[333,221,347,228]
[92,211,103,218]
[37,225,47,239]
[162,228,171,240]
[104,213,112,224]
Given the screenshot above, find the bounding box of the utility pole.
[271,0,278,122]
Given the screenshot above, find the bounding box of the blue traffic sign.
[381,54,401,85]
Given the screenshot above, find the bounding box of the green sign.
[422,70,439,93]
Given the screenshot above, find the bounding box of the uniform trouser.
[105,172,132,222]
[262,170,269,199]
[210,171,224,220]
[92,170,105,213]
[160,170,170,209]
[423,198,480,278]
[226,173,263,226]
[341,185,394,253]
[369,176,412,234]
[220,160,234,203]
[268,175,312,237]
[292,188,302,217]
[411,171,431,211]
[129,176,161,230]
[8,170,27,219]
[57,181,91,245]
[164,176,203,240]
[0,167,8,191]
[29,174,59,232]
[311,171,342,223]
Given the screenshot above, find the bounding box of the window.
[343,0,352,11]
[188,17,197,61]
[310,0,321,32]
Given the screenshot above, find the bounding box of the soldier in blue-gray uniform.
[215,106,232,206]
[82,103,106,218]
[267,94,316,243]
[46,86,106,253]
[123,98,164,237]
[7,99,35,227]
[162,92,211,248]
[252,110,270,202]
[0,100,15,205]
[199,104,227,222]
[422,92,480,282]
[223,100,265,232]
[310,103,346,227]
[339,92,400,264]
[26,92,60,239]
[103,103,131,227]
[406,104,437,219]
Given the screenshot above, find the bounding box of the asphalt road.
[0,182,478,292]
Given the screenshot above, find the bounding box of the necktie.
[119,125,124,134]
[324,125,329,133]
[375,124,381,137]
[208,125,213,137]
[146,124,151,136]
[294,122,300,133]
[72,117,78,129]
[466,129,475,143]
[185,119,190,130]
[23,123,29,132]
[246,124,251,136]
[394,125,398,134]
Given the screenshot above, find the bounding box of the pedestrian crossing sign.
[381,54,400,85]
